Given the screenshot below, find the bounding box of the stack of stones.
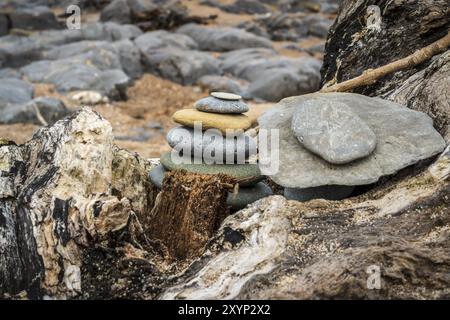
[149,92,272,210]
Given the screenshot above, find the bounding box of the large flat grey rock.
[291,98,377,164]
[258,93,446,188]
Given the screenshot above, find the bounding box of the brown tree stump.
[147,170,235,260]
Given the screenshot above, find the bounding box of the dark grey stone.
[0,68,22,79]
[0,12,9,36]
[160,152,262,186]
[177,24,273,51]
[196,75,247,96]
[0,97,71,125]
[141,47,220,85]
[291,98,377,164]
[112,39,143,79]
[43,40,115,60]
[195,96,249,114]
[227,182,273,210]
[9,6,61,31]
[284,185,355,202]
[103,22,142,41]
[220,54,322,102]
[100,0,132,24]
[0,35,43,68]
[0,78,33,107]
[258,93,447,188]
[135,30,198,52]
[148,164,165,189]
[222,0,270,15]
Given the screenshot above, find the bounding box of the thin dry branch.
[321,31,450,93]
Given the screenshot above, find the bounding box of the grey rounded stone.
[291,98,377,164]
[258,92,446,189]
[195,96,249,114]
[227,182,273,210]
[284,185,355,202]
[160,152,262,186]
[166,126,256,163]
[211,91,242,101]
[148,164,165,189]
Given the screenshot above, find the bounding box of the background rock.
[0,78,34,107]
[177,24,273,51]
[8,6,61,31]
[0,97,71,125]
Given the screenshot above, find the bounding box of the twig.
[321,31,450,93]
[32,104,49,126]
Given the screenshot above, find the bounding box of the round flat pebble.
[172,109,252,134]
[148,165,166,189]
[160,152,262,186]
[227,182,273,210]
[167,126,256,162]
[211,92,242,101]
[195,96,249,114]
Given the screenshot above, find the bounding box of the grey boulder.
[258,93,446,188]
[8,6,61,31]
[227,182,273,210]
[291,98,377,164]
[0,68,22,79]
[0,97,71,125]
[0,12,8,36]
[100,0,132,24]
[220,48,322,101]
[141,47,220,85]
[0,78,34,107]
[135,30,198,52]
[196,75,247,95]
[177,24,273,51]
[284,185,355,202]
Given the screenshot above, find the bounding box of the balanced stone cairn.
[149,92,272,210]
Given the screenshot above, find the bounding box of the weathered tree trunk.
[148,171,234,260]
[0,108,158,299]
[321,0,450,138]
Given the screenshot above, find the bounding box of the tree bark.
[321,31,450,93]
[148,171,234,260]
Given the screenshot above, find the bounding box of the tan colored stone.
[172,109,252,134]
